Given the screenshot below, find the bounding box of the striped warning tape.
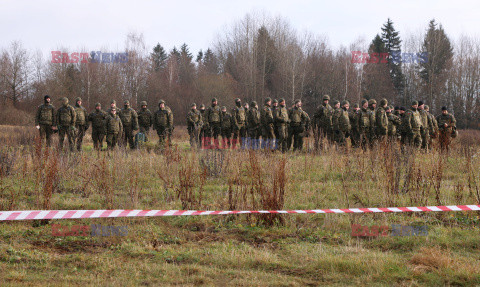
[1,205,480,221]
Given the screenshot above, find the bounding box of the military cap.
[124,100,130,105]
[295,99,301,104]
[199,104,205,109]
[76,97,82,102]
[140,101,147,106]
[44,95,50,100]
[60,97,69,104]
[441,106,447,111]
[264,97,272,104]
[361,99,368,106]
[341,100,349,106]
[368,99,377,105]
[111,100,116,105]
[191,103,196,107]
[353,103,359,109]
[323,95,330,101]
[251,101,257,107]
[211,97,218,102]
[424,105,430,110]
[272,99,278,104]
[95,102,101,107]
[221,106,227,110]
[279,98,285,103]
[418,100,424,106]
[235,98,241,103]
[411,100,418,106]
[158,99,165,105]
[332,100,340,106]
[379,98,388,106]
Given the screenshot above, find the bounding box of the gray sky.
[1,0,479,58]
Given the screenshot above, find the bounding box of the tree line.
[1,13,479,128]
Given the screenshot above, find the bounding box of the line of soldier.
[35,95,173,151]
[186,97,311,152]
[312,95,457,152]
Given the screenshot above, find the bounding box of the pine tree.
[381,18,405,98]
[151,43,167,71]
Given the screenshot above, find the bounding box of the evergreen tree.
[381,18,405,98]
[151,43,167,71]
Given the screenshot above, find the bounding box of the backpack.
[135,132,146,148]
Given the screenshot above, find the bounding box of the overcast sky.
[1,0,479,58]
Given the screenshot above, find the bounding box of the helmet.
[323,95,330,101]
[61,97,69,105]
[199,104,205,109]
[411,100,418,106]
[95,102,101,108]
[272,99,278,104]
[111,100,116,105]
[235,98,241,103]
[158,99,165,105]
[221,106,227,111]
[332,100,340,106]
[75,97,82,102]
[361,99,368,106]
[124,100,130,105]
[191,103,196,108]
[279,98,285,104]
[368,99,377,105]
[379,98,388,106]
[251,101,257,107]
[140,101,147,106]
[341,100,349,106]
[211,97,218,102]
[353,103,359,109]
[264,97,272,104]
[424,105,430,110]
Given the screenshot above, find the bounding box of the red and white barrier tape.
[1,205,480,221]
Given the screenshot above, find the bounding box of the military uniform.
[418,106,431,150]
[436,109,456,151]
[375,99,388,144]
[367,99,377,148]
[105,110,123,149]
[313,95,333,149]
[425,105,438,147]
[333,102,351,146]
[357,101,371,151]
[260,98,274,149]
[246,102,261,150]
[74,98,88,151]
[153,100,174,146]
[137,101,153,138]
[205,99,222,149]
[289,102,310,151]
[387,108,402,142]
[199,105,208,149]
[403,103,423,148]
[186,104,202,150]
[274,99,289,152]
[118,101,139,149]
[232,99,247,149]
[35,96,56,147]
[349,106,360,148]
[56,97,76,151]
[88,103,107,150]
[220,108,233,149]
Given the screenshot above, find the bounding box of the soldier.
[35,95,56,147]
[220,106,233,149]
[403,101,423,148]
[349,103,360,148]
[153,100,174,147]
[105,108,123,150]
[286,100,296,151]
[333,100,351,147]
[232,98,247,149]
[186,103,202,150]
[88,103,107,150]
[289,99,310,151]
[368,99,377,148]
[425,105,438,147]
[137,101,153,140]
[107,100,117,114]
[271,99,279,149]
[357,99,371,151]
[375,98,388,144]
[73,97,88,151]
[386,106,402,143]
[436,106,456,152]
[199,104,207,149]
[260,97,275,149]
[118,100,139,149]
[56,97,76,152]
[246,101,261,150]
[330,100,341,142]
[274,98,289,152]
[418,101,431,150]
[205,98,222,149]
[313,95,333,150]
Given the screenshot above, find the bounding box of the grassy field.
[1,126,480,286]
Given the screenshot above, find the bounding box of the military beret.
[221,106,227,111]
[272,99,278,104]
[441,106,447,111]
[411,101,418,106]
[191,103,196,107]
[95,102,101,107]
[279,98,285,103]
[394,106,400,110]
[199,104,205,109]
[76,97,82,102]
[332,100,340,106]
[418,100,424,106]
[400,107,406,111]
[361,99,368,106]
[44,95,50,100]
[265,97,272,104]
[158,99,165,105]
[368,99,377,105]
[323,95,330,101]
[211,97,218,102]
[235,98,241,103]
[353,103,359,109]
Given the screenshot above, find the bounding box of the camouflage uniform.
[221,107,233,149]
[232,99,247,149]
[349,104,360,148]
[137,101,153,139]
[387,106,402,142]
[199,105,207,149]
[333,101,351,146]
[74,97,88,151]
[186,103,202,150]
[205,98,222,149]
[271,99,279,149]
[105,109,123,149]
[357,99,371,151]
[118,100,139,149]
[313,95,333,149]
[289,100,310,151]
[260,98,275,149]
[35,95,56,147]
[436,108,456,152]
[425,105,438,147]
[246,101,261,150]
[375,98,388,144]
[403,102,423,148]
[88,103,107,150]
[153,100,174,146]
[56,97,76,151]
[274,99,289,152]
[418,103,431,150]
[367,99,377,148]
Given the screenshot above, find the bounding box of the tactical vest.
[411,110,422,131]
[138,109,152,127]
[58,106,74,126]
[221,113,232,129]
[188,110,200,125]
[359,109,370,128]
[90,111,106,129]
[235,107,246,124]
[248,108,260,126]
[291,108,302,124]
[75,106,86,125]
[107,115,122,133]
[155,109,170,127]
[39,105,54,125]
[209,106,221,123]
[120,108,134,124]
